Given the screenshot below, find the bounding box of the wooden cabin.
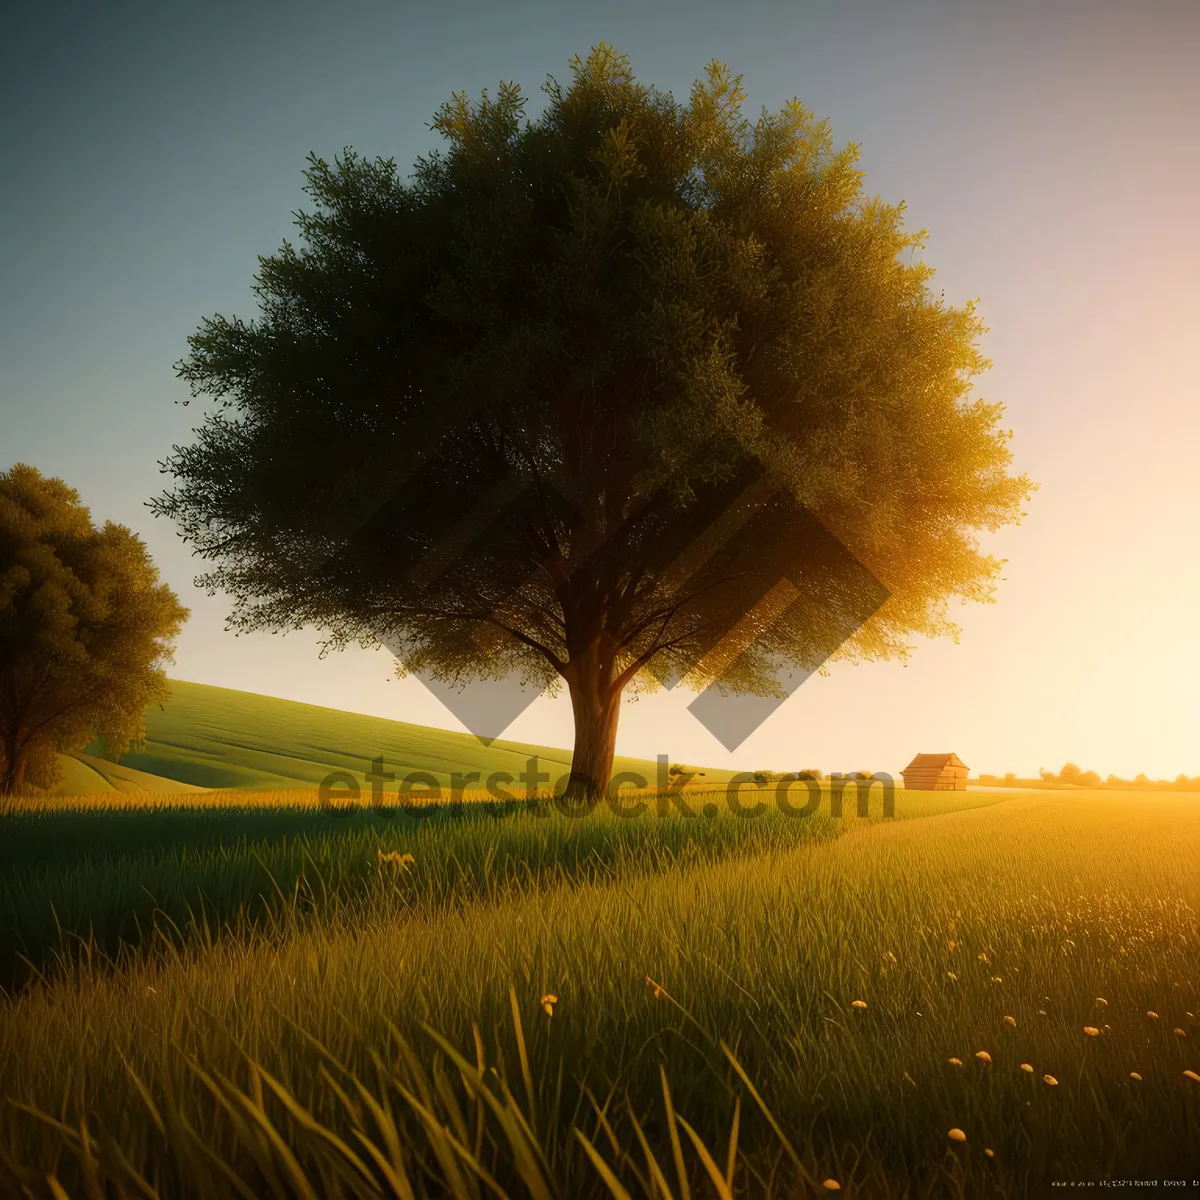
[901,752,969,791]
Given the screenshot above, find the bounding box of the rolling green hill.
[78,679,737,793]
[54,753,208,795]
[52,753,118,795]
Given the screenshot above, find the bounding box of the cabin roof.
[902,753,968,771]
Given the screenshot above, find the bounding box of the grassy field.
[52,752,210,796]
[71,680,741,793]
[3,784,1199,1196]
[0,777,954,997]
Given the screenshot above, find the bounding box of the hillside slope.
[52,754,116,795]
[61,753,208,794]
[81,680,737,792]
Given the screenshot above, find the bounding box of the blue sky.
[3,0,1198,778]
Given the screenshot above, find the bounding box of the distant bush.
[749,769,824,785]
[991,767,1196,792]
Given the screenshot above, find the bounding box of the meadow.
[3,782,1199,1197]
[61,680,740,794]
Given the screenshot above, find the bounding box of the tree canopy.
[0,464,188,796]
[155,45,1033,797]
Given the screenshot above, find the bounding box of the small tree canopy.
[0,464,188,795]
[155,46,1032,797]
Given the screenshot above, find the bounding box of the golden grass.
[7,780,737,813]
[3,789,1199,1194]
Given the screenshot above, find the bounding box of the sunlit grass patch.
[2,782,989,993]
[2,790,1198,1194]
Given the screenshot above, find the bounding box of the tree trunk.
[0,733,26,798]
[562,641,623,804]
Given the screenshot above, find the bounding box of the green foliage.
[750,768,824,784]
[155,45,1032,794]
[0,465,188,795]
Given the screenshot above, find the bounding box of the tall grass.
[3,783,988,993]
[3,790,1199,1194]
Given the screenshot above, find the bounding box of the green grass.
[54,752,209,795]
[0,779,977,994]
[4,787,1198,1195]
[50,752,118,795]
[76,679,741,792]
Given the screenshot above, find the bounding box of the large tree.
[0,465,188,796]
[155,46,1032,798]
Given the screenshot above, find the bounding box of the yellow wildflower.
[851,1000,868,1009]
[948,1057,963,1067]
[948,1128,967,1143]
[1130,1072,1142,1081]
[975,1051,992,1066]
[541,993,558,1016]
[377,850,415,867]
[1003,1015,1017,1027]
[1043,1074,1058,1086]
[1083,1026,1100,1037]
[1020,1063,1034,1074]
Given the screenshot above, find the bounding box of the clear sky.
[3,0,1197,781]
